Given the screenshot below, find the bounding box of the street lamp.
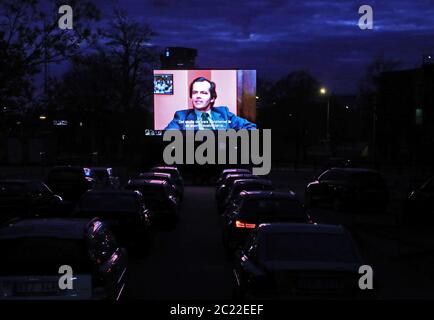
[319,87,330,142]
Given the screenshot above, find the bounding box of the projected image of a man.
[164,77,256,130]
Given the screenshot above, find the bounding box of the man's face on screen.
[191,81,215,111]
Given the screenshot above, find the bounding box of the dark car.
[232,223,365,299]
[218,179,274,214]
[217,169,252,186]
[137,172,181,202]
[124,179,179,226]
[149,166,184,200]
[403,176,434,224]
[216,173,259,204]
[0,180,64,221]
[0,218,127,300]
[88,167,120,189]
[74,190,153,253]
[305,168,389,213]
[45,166,95,203]
[221,191,311,254]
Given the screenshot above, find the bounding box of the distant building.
[160,47,197,69]
[377,63,434,165]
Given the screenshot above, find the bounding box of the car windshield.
[0,238,91,274]
[262,232,358,263]
[79,194,138,211]
[240,198,305,220]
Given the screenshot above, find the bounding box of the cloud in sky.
[98,0,434,93]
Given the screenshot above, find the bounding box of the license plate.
[0,280,58,295]
[0,275,92,299]
[14,281,59,294]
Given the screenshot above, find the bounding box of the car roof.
[127,179,168,186]
[222,169,251,174]
[151,166,178,171]
[238,190,297,199]
[139,172,171,178]
[232,179,272,186]
[328,167,380,174]
[256,223,346,235]
[82,189,139,196]
[224,173,257,180]
[0,218,98,240]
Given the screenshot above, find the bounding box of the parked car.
[88,167,120,189]
[74,190,154,253]
[221,191,311,254]
[305,168,389,213]
[0,180,64,221]
[45,166,95,203]
[402,176,434,224]
[137,172,181,202]
[218,179,274,214]
[232,223,364,299]
[217,169,252,186]
[0,218,128,300]
[149,166,184,200]
[216,173,259,204]
[124,179,179,227]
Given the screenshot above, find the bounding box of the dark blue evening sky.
[96,0,434,93]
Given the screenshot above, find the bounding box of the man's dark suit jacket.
[164,106,256,130]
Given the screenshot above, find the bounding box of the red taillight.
[235,220,256,229]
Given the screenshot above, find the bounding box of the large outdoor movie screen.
[153,70,257,130]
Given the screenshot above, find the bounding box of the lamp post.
[320,87,330,142]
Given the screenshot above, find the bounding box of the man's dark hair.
[189,77,218,101]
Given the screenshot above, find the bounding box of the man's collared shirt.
[194,109,215,130]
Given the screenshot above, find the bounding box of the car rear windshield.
[79,194,138,212]
[263,233,358,263]
[240,198,305,221]
[0,238,91,275]
[232,183,273,196]
[126,185,166,200]
[91,169,109,179]
[153,169,179,178]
